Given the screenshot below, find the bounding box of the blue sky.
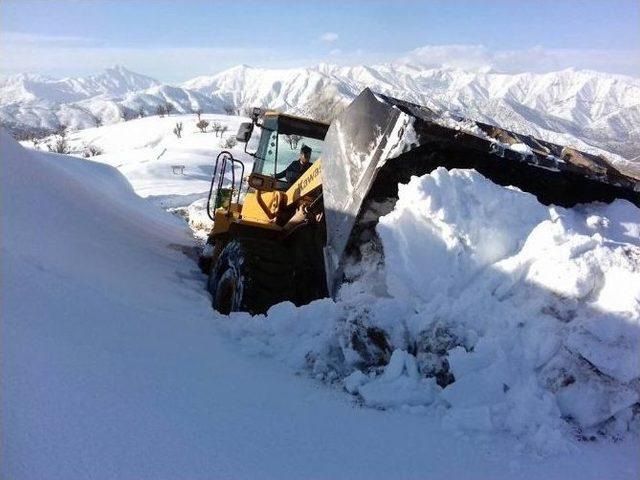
[1,0,638,81]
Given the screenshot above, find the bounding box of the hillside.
[25,112,255,237]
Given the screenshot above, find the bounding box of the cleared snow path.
[2,133,638,479]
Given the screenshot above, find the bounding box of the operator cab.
[237,111,329,191]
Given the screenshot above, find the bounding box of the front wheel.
[207,238,294,315]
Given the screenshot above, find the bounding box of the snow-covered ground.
[2,125,639,479]
[29,112,254,237]
[57,113,252,198]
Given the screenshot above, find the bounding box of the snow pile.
[378,168,640,444]
[222,167,640,452]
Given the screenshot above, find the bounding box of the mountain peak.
[99,65,159,82]
[87,66,160,95]
[102,65,136,76]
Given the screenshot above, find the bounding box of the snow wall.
[223,167,640,453]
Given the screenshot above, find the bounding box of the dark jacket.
[275,160,312,183]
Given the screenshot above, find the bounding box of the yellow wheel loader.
[200,88,640,315]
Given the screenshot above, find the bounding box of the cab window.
[252,118,279,176]
[252,117,325,178]
[275,134,323,173]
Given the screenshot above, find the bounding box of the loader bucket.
[321,88,640,296]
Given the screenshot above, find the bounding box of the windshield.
[252,117,324,179]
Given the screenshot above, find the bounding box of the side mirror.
[247,173,276,192]
[236,122,253,143]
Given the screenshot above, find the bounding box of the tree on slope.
[83,143,103,157]
[156,105,166,117]
[196,119,209,133]
[220,136,237,149]
[165,103,175,116]
[30,134,41,150]
[47,125,70,154]
[173,122,183,139]
[211,121,222,137]
[121,109,134,121]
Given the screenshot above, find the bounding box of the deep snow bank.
[4,132,639,479]
[0,131,207,478]
[223,167,640,452]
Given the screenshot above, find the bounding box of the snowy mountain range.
[2,55,640,160]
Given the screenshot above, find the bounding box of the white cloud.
[1,31,105,47]
[0,34,637,82]
[394,44,640,77]
[319,32,339,43]
[0,42,275,83]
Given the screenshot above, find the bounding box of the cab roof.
[263,111,329,140]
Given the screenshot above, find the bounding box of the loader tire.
[207,238,294,315]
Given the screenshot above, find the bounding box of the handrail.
[206,150,245,221]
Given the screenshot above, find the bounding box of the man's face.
[299,152,310,164]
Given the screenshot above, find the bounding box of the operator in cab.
[275,145,312,183]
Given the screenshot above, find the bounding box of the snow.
[376,169,640,445]
[357,350,438,409]
[2,130,639,478]
[3,61,640,162]
[223,167,640,456]
[509,142,534,155]
[26,113,253,231]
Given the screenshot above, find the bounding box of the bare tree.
[138,106,145,118]
[55,124,68,137]
[211,121,222,137]
[196,119,209,133]
[48,138,70,154]
[20,131,43,149]
[156,105,166,117]
[47,126,70,154]
[220,136,237,149]
[195,108,203,120]
[13,131,30,142]
[223,104,235,115]
[94,116,103,128]
[284,134,302,150]
[83,143,103,157]
[13,129,49,148]
[165,103,175,116]
[220,125,229,136]
[173,121,183,139]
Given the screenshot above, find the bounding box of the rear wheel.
[207,238,295,315]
